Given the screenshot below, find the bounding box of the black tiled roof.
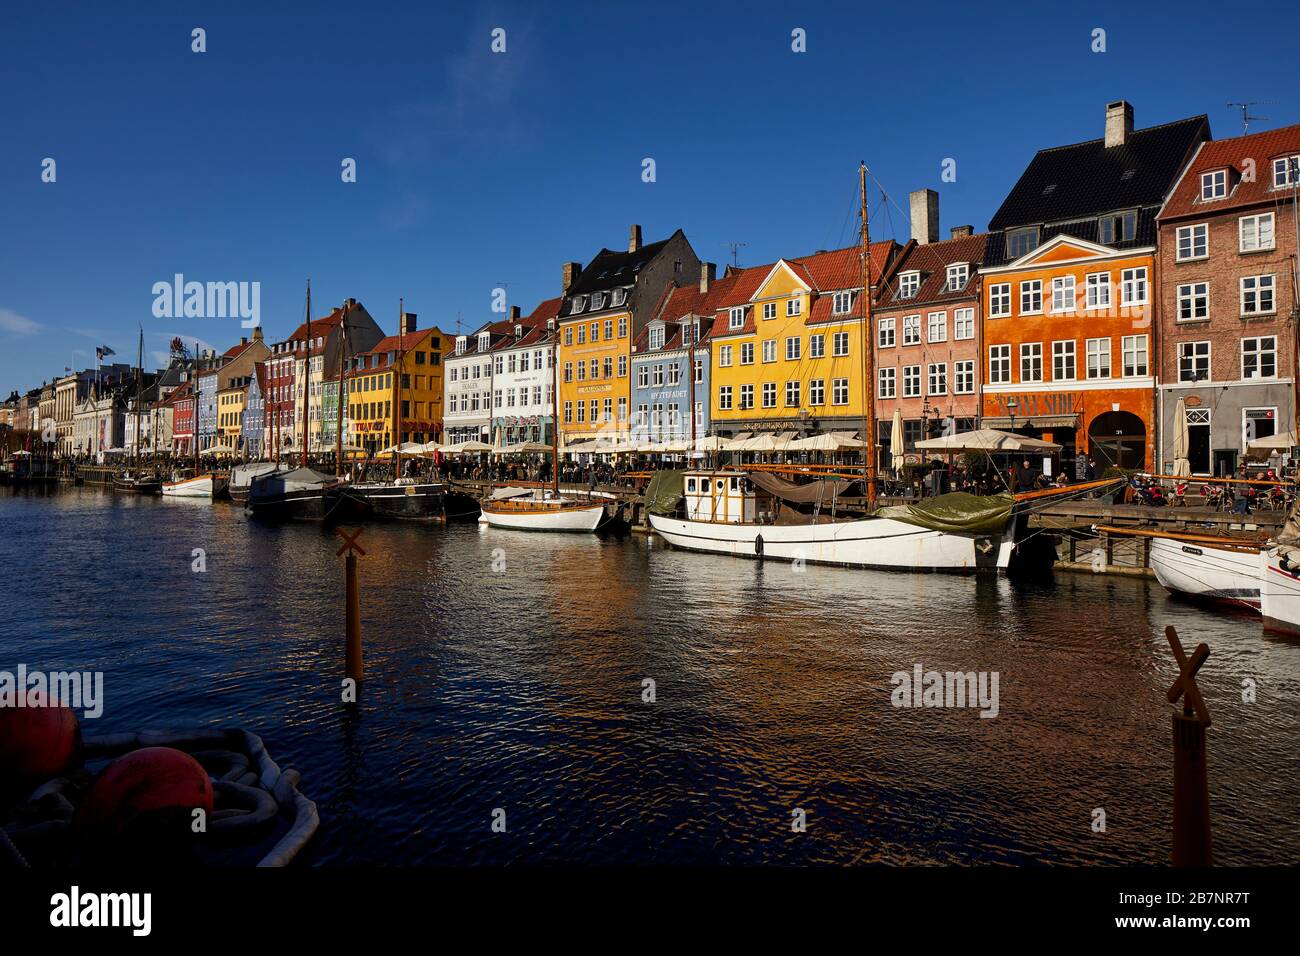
[983,208,1161,266]
[568,232,679,296]
[987,115,1209,231]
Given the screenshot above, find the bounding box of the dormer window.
[1098,209,1137,246]
[611,288,627,307]
[681,319,696,346]
[1006,227,1039,259]
[943,264,969,293]
[648,326,665,350]
[832,290,855,314]
[897,272,921,299]
[1200,169,1227,201]
[515,324,524,339]
[477,333,491,352]
[728,307,745,330]
[570,295,587,314]
[1272,156,1300,188]
[590,292,605,310]
[455,336,467,355]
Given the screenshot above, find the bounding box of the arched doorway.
[1088,410,1146,470]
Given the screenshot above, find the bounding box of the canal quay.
[2,483,1297,867]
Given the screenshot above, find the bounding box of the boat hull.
[480,500,606,532]
[113,478,161,495]
[161,474,229,498]
[247,487,333,521]
[353,482,448,521]
[1259,549,1300,634]
[1149,536,1260,606]
[648,513,1013,573]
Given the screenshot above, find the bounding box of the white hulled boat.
[480,487,608,533]
[162,472,230,499]
[1259,497,1300,633]
[1147,535,1261,606]
[647,469,1015,573]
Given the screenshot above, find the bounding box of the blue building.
[630,278,720,443]
[196,367,219,452]
[242,365,266,458]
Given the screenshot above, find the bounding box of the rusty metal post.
[1165,626,1212,866]
[336,528,366,683]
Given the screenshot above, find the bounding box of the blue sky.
[1,0,1295,392]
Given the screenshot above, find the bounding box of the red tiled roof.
[1159,123,1300,221]
[875,233,989,311]
[634,273,746,351]
[280,306,348,345]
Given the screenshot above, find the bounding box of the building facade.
[1155,123,1300,475]
[490,299,561,446]
[347,315,447,455]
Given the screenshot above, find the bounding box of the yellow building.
[707,243,898,436]
[216,380,248,449]
[346,317,446,456]
[556,226,699,444]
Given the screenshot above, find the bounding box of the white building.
[489,298,561,445]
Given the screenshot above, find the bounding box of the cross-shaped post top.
[1165,625,1211,726]
[335,526,367,557]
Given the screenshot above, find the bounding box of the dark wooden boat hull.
[354,483,448,521]
[113,479,162,494]
[247,486,370,522]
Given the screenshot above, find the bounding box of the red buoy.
[0,694,82,785]
[78,747,214,835]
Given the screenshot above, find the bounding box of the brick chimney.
[509,305,521,321]
[562,261,582,294]
[1105,100,1133,148]
[950,225,974,239]
[628,224,642,253]
[252,326,263,341]
[699,261,716,294]
[910,189,939,245]
[400,311,418,335]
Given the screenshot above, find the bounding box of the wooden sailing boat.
[114,327,162,493]
[480,316,608,532]
[646,164,1017,573]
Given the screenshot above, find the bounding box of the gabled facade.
[1155,123,1300,475]
[708,241,898,437]
[490,298,561,446]
[556,225,700,444]
[444,319,510,445]
[346,313,447,455]
[981,101,1209,471]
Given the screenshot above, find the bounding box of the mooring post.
[336,527,366,682]
[1165,625,1212,866]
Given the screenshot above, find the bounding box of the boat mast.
[688,314,697,450]
[860,161,878,510]
[394,297,404,481]
[134,325,143,467]
[551,321,560,497]
[335,309,348,477]
[194,338,200,472]
[301,280,311,469]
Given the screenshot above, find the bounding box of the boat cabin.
[683,470,761,524]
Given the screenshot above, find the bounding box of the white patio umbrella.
[691,436,730,452]
[377,441,426,456]
[201,443,237,455]
[789,432,868,451]
[1171,399,1191,477]
[495,441,553,455]
[1247,430,1297,451]
[890,409,905,476]
[913,427,1061,454]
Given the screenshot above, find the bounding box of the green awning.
[645,469,686,516]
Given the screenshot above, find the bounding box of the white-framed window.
[717,386,732,411]
[832,332,849,356]
[667,363,680,386]
[927,311,947,343]
[1086,338,1110,379]
[1020,279,1043,314]
[636,365,648,387]
[1242,336,1277,379]
[652,364,664,387]
[832,378,849,405]
[1200,169,1227,201]
[739,384,754,409]
[989,344,1011,384]
[903,365,921,397]
[1241,274,1276,315]
[898,271,920,299]
[902,315,920,345]
[785,380,801,407]
[762,339,777,363]
[785,336,801,361]
[1085,272,1111,309]
[1121,267,1148,306]
[1177,282,1209,322]
[1052,340,1076,381]
[1020,342,1043,382]
[989,283,1011,317]
[877,368,895,399]
[1178,341,1211,383]
[953,307,975,341]
[832,290,854,314]
[648,326,664,350]
[1176,224,1208,261]
[1273,156,1300,189]
[618,316,628,337]
[1121,334,1148,376]
[809,333,825,358]
[718,345,733,367]
[761,382,777,408]
[1051,275,1076,313]
[762,302,776,320]
[878,317,896,348]
[1240,213,1275,252]
[1007,226,1039,259]
[740,342,754,365]
[954,360,975,394]
[728,307,745,330]
[944,263,969,292]
[618,354,627,376]
[786,297,802,316]
[927,362,947,396]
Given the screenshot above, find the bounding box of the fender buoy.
[78,747,214,835]
[0,694,82,786]
[755,533,764,558]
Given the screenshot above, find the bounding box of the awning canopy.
[980,414,1079,431]
[747,469,859,505]
[1247,431,1296,451]
[787,432,867,451]
[914,427,1061,454]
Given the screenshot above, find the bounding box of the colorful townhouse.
[346,313,447,455]
[873,189,988,464]
[444,320,508,445]
[630,264,735,443]
[556,226,700,445]
[170,381,195,457]
[194,330,269,453]
[490,298,562,446]
[1155,123,1300,476]
[241,363,268,459]
[707,242,898,439]
[980,101,1209,473]
[217,377,250,450]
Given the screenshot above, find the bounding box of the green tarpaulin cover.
[876,492,1015,534]
[645,469,686,516]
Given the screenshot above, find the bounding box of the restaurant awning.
[980,414,1079,430]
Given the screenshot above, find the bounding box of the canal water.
[3,485,1297,866]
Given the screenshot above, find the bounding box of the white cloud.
[0,308,41,336]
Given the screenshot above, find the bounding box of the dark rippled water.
[2,485,1297,865]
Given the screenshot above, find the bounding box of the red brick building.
[1156,124,1300,475]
